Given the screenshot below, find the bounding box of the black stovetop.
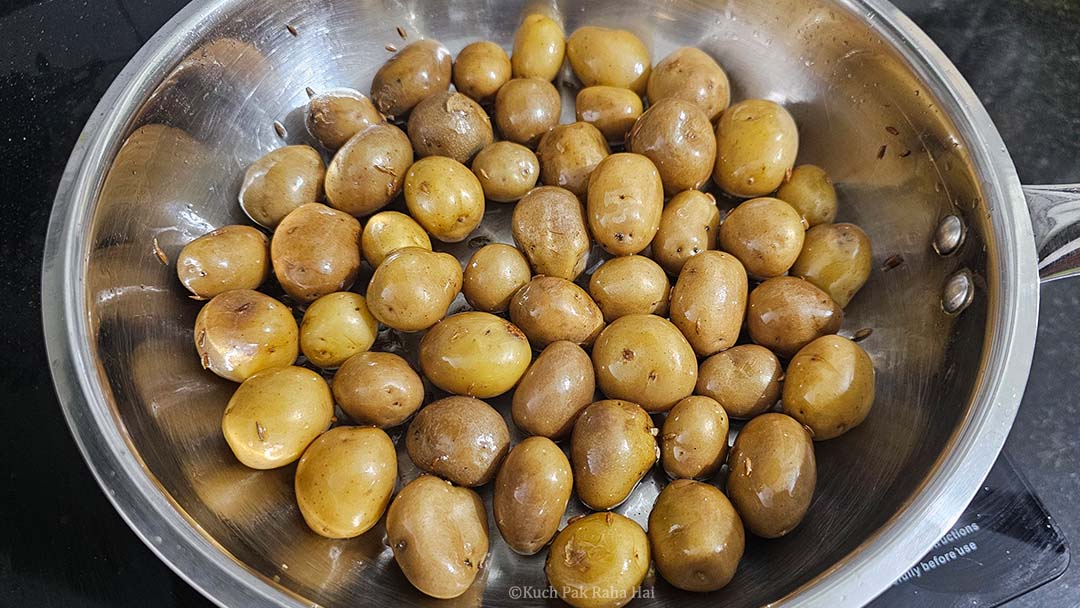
[1,1,1078,606]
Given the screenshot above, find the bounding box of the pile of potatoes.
[176,13,876,608]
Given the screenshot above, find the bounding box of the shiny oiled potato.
[332,351,424,428]
[791,223,873,308]
[404,156,485,242]
[463,244,531,313]
[177,225,270,299]
[370,39,452,119]
[324,123,413,217]
[471,141,539,202]
[546,512,650,608]
[696,345,783,419]
[386,475,489,599]
[647,47,731,121]
[588,255,670,323]
[366,247,462,332]
[776,164,838,227]
[576,86,644,144]
[714,99,799,198]
[592,314,697,413]
[360,210,431,268]
[726,413,816,538]
[571,400,658,510]
[784,335,875,440]
[494,436,572,555]
[669,250,748,357]
[651,190,720,274]
[407,91,494,164]
[194,289,298,383]
[660,396,729,480]
[453,41,511,103]
[299,292,378,368]
[720,197,806,279]
[294,426,396,538]
[271,203,362,303]
[747,276,843,358]
[511,13,565,81]
[509,276,604,349]
[494,77,562,147]
[512,341,595,440]
[221,366,333,469]
[238,145,325,229]
[511,186,591,280]
[537,122,610,199]
[566,26,651,94]
[587,153,664,256]
[648,479,744,592]
[419,312,532,398]
[405,396,510,487]
[306,88,384,150]
[628,98,716,194]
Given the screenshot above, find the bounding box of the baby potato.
[628,98,716,194]
[727,413,816,538]
[271,203,362,303]
[587,153,664,256]
[471,141,540,202]
[386,475,489,599]
[511,186,591,280]
[360,210,431,268]
[696,345,783,419]
[194,289,298,383]
[714,99,799,198]
[494,436,572,555]
[791,223,873,308]
[463,243,531,313]
[571,400,658,510]
[509,276,605,349]
[648,479,744,592]
[366,247,462,332]
[512,340,596,440]
[669,250,748,357]
[588,255,670,323]
[332,351,424,428]
[592,314,697,413]
[419,312,532,398]
[537,122,610,199]
[511,13,565,81]
[238,145,325,229]
[495,77,562,147]
[651,190,720,274]
[576,86,644,144]
[407,91,494,164]
[453,40,511,103]
[177,225,270,299]
[776,164,838,227]
[783,335,875,440]
[404,156,485,243]
[566,26,651,94]
[660,396,729,480]
[406,396,510,487]
[299,292,378,368]
[221,366,333,469]
[747,276,843,358]
[324,123,413,217]
[546,512,650,608]
[294,426,397,538]
[306,88,384,150]
[720,196,806,279]
[370,39,452,119]
[647,47,731,122]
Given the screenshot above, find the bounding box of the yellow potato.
[571,400,657,510]
[511,14,566,81]
[719,196,806,279]
[592,314,697,412]
[511,185,591,280]
[747,276,843,358]
[783,335,875,440]
[696,345,783,419]
[370,39,452,119]
[511,340,595,440]
[714,99,799,198]
[776,164,838,226]
[463,243,531,313]
[587,153,664,256]
[306,88,384,150]
[471,141,540,202]
[651,189,721,274]
[271,203,362,303]
[404,156,485,243]
[566,26,651,94]
[790,223,873,308]
[177,225,270,299]
[494,77,562,147]
[238,145,325,229]
[628,98,716,194]
[324,123,413,217]
[576,86,644,144]
[669,250,748,356]
[453,40,511,103]
[509,276,605,349]
[360,210,431,268]
[545,512,650,608]
[647,47,731,121]
[660,396,729,480]
[588,255,670,322]
[299,292,378,368]
[366,247,462,332]
[332,351,424,428]
[494,436,572,555]
[419,312,532,398]
[537,122,610,199]
[194,289,298,383]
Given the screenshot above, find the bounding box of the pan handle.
[1025,184,1080,282]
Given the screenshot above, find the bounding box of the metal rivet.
[942,270,974,315]
[933,215,966,255]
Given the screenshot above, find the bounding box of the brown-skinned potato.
[669,250,748,357]
[512,340,596,440]
[592,314,697,412]
[370,39,452,119]
[510,276,604,349]
[546,512,650,608]
[660,396,729,480]
[406,396,510,487]
[324,123,413,217]
[360,210,431,268]
[495,78,561,147]
[332,351,424,428]
[194,289,298,383]
[720,197,806,279]
[570,400,658,510]
[628,98,716,194]
[238,145,325,229]
[463,243,531,313]
[407,91,494,163]
[649,480,744,592]
[537,122,610,199]
[404,156,485,243]
[647,47,731,121]
[472,141,540,202]
[588,255,670,322]
[511,186,591,280]
[783,335,875,440]
[587,153,664,256]
[494,436,572,555]
[747,276,843,358]
[453,41,511,103]
[576,86,643,144]
[651,189,720,274]
[696,345,783,419]
[306,89,384,150]
[271,203,361,303]
[776,164,838,227]
[177,225,270,299]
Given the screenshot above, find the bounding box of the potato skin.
[660,396,729,480]
[783,335,875,440]
[545,512,650,608]
[575,86,643,144]
[360,210,431,269]
[696,344,782,419]
[587,153,664,256]
[651,189,720,275]
[370,39,452,119]
[406,396,510,487]
[324,123,413,217]
[509,276,605,349]
[407,91,494,164]
[306,89,384,150]
[238,145,325,229]
[511,14,565,81]
[647,47,731,122]
[299,292,378,369]
[720,197,806,279]
[714,99,799,198]
[592,314,697,413]
[472,141,540,203]
[588,255,670,323]
[566,26,651,94]
[628,98,716,195]
[790,223,873,308]
[177,225,270,299]
[453,41,511,103]
[494,436,572,555]
[570,400,657,510]
[332,351,424,428]
[537,122,610,199]
[419,312,532,398]
[404,156,485,243]
[512,186,591,280]
[776,164,838,227]
[747,276,843,358]
[366,247,462,333]
[463,243,531,313]
[669,250,748,357]
[512,340,596,440]
[495,78,562,147]
[271,203,362,304]
[194,289,298,383]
